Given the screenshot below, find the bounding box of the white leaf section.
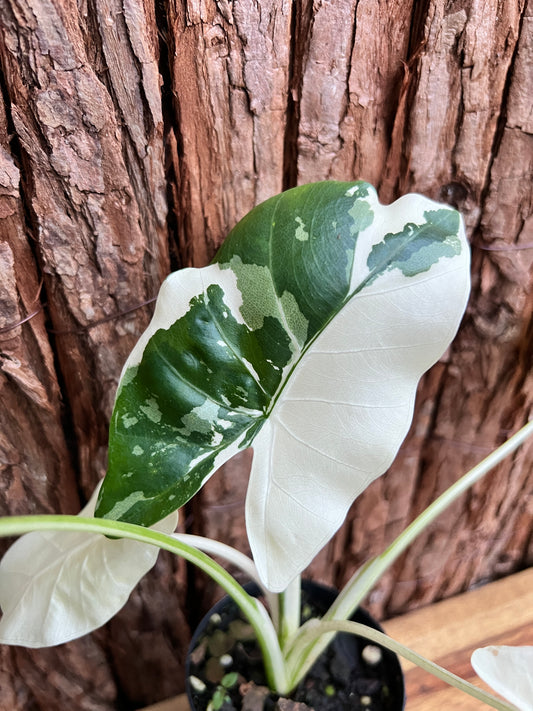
[471,646,533,710]
[247,203,470,592]
[0,483,178,647]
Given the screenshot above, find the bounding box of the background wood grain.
[0,0,531,708]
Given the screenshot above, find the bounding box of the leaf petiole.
[286,619,518,711]
[0,515,289,694]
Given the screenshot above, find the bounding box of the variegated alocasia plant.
[0,180,531,709]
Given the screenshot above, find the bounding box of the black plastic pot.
[186,580,405,711]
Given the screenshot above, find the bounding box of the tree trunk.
[0,0,531,708]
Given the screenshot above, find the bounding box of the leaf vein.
[283,398,403,408]
[274,417,364,473]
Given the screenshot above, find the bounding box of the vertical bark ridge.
[167,0,292,265]
[153,0,185,271]
[282,0,312,190]
[0,0,190,707]
[379,0,439,202]
[0,64,119,711]
[0,0,170,493]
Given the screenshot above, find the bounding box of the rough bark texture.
[0,0,188,707]
[0,0,531,708]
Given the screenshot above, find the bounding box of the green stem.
[0,515,289,695]
[172,532,279,613]
[172,532,281,635]
[287,620,517,711]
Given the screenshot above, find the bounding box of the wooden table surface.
[142,567,533,711]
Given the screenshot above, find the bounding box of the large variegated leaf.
[96,181,470,591]
[471,646,533,711]
[0,483,178,647]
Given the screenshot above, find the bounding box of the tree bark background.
[0,0,531,708]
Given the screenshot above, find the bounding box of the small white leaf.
[471,646,533,711]
[0,483,178,647]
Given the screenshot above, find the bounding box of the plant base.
[186,582,405,711]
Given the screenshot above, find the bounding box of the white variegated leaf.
[0,483,178,647]
[96,181,470,591]
[471,646,533,711]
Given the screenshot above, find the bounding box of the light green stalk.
[287,619,518,711]
[0,516,289,695]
